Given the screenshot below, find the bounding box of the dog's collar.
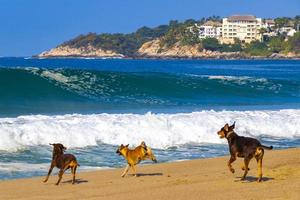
[225,131,234,138]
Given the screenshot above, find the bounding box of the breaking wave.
[0,66,299,116]
[0,109,299,151]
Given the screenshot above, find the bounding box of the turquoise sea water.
[0,58,299,179]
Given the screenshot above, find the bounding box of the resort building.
[263,19,276,29]
[198,21,222,39]
[279,26,297,37]
[221,15,263,44]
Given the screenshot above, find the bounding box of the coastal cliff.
[137,39,242,59]
[39,45,124,58]
[37,17,300,59]
[38,39,299,59]
[39,38,244,59]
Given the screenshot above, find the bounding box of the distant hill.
[38,16,300,59]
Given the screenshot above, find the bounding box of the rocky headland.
[38,45,124,58]
[39,38,299,60]
[137,39,243,59]
[37,19,300,60]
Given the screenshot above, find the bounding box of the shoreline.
[33,55,300,60]
[1,148,300,200]
[2,56,300,60]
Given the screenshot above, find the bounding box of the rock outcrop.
[38,45,124,58]
[137,39,242,59]
[38,39,299,60]
[269,52,299,59]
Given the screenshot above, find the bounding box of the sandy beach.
[0,148,299,200]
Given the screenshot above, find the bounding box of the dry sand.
[1,148,299,200]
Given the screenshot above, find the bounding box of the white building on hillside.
[279,26,297,37]
[221,15,263,44]
[287,29,297,37]
[198,21,222,39]
[262,19,277,38]
[263,19,276,29]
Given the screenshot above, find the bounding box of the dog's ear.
[141,141,148,149]
[230,121,235,130]
[125,144,129,147]
[49,143,54,146]
[224,123,229,132]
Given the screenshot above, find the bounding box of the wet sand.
[1,148,299,200]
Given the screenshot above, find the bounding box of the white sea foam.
[0,162,48,172]
[30,68,107,97]
[185,74,271,86]
[41,71,71,83]
[207,75,268,84]
[0,162,108,173]
[205,75,282,91]
[0,109,300,151]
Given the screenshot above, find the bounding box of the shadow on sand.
[62,178,89,184]
[128,173,163,177]
[234,176,274,183]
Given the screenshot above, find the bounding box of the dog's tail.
[75,159,80,167]
[261,145,273,150]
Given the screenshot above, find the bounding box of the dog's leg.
[71,165,77,184]
[241,158,250,181]
[43,163,54,183]
[256,158,263,182]
[56,165,68,185]
[255,148,264,182]
[56,169,64,185]
[228,156,236,173]
[241,164,250,171]
[132,165,137,177]
[121,164,130,177]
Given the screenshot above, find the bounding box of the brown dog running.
[217,122,273,182]
[116,141,157,177]
[43,143,80,185]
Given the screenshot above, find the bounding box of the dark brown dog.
[217,122,273,182]
[43,143,80,185]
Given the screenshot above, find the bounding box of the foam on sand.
[0,162,109,175]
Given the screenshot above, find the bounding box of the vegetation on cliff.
[62,25,169,56]
[201,38,242,52]
[245,32,300,56]
[198,32,300,56]
[274,16,300,29]
[52,16,299,58]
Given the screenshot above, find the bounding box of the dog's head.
[116,144,129,156]
[217,122,235,139]
[50,143,67,154]
[140,141,147,151]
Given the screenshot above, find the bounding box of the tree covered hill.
[46,16,300,58]
[59,16,221,56]
[61,25,170,56]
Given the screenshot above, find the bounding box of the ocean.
[0,57,300,180]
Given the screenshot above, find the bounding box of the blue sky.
[0,0,299,56]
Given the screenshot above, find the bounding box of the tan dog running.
[116,141,157,177]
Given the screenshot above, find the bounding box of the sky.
[0,0,299,56]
